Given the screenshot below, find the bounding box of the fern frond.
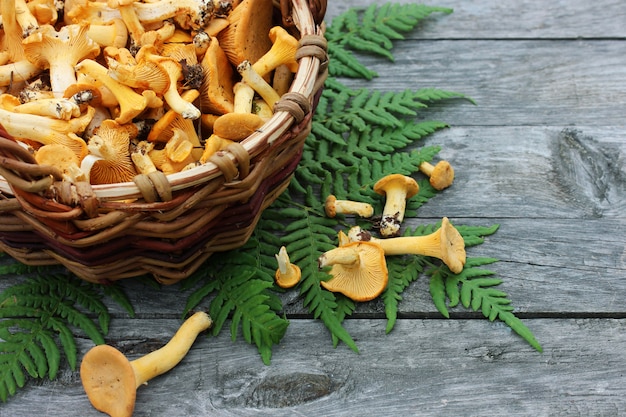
[0,272,131,401]
[428,258,542,352]
[382,255,427,333]
[326,4,453,79]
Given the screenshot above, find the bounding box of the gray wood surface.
[2,0,625,416]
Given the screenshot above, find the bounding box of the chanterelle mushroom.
[274,246,301,288]
[373,174,419,237]
[325,194,374,218]
[348,217,466,274]
[318,241,388,302]
[80,311,212,417]
[23,24,101,97]
[419,159,455,191]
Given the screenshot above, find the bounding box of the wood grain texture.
[2,319,626,417]
[1,0,625,415]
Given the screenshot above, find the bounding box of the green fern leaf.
[326,4,453,79]
[428,258,542,352]
[383,255,427,332]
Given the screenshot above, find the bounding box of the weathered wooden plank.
[1,318,625,416]
[337,40,626,126]
[326,0,626,39]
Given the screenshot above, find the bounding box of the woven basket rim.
[0,0,322,202]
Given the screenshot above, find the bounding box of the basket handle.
[280,0,327,26]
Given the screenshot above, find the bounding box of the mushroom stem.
[325,194,374,218]
[131,311,212,386]
[349,217,466,274]
[318,245,360,269]
[237,60,280,109]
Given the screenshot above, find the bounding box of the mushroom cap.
[212,112,264,141]
[430,161,454,190]
[319,241,388,302]
[439,217,466,273]
[275,263,301,288]
[324,194,338,217]
[373,174,419,198]
[80,344,137,417]
[217,0,274,67]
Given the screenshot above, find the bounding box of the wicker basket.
[0,0,328,284]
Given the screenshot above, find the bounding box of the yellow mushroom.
[35,143,87,182]
[138,45,201,119]
[23,24,101,97]
[0,105,93,159]
[217,0,273,67]
[199,133,234,163]
[198,35,235,115]
[131,140,158,175]
[419,160,455,191]
[347,217,466,274]
[149,128,197,174]
[274,246,301,288]
[86,18,129,48]
[237,60,280,109]
[325,194,374,218]
[13,98,81,120]
[373,174,420,237]
[75,58,149,124]
[252,26,299,77]
[80,311,212,417]
[0,0,43,86]
[80,119,138,184]
[318,241,389,302]
[107,0,145,46]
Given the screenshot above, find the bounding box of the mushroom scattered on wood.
[348,217,466,274]
[325,194,374,218]
[318,241,388,302]
[80,311,212,417]
[373,174,419,237]
[419,160,454,191]
[274,246,301,288]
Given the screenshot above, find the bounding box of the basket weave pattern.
[0,0,328,284]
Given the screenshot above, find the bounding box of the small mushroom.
[325,194,374,218]
[373,174,419,237]
[318,241,388,302]
[13,97,81,120]
[348,217,466,274]
[419,159,455,191]
[80,311,212,417]
[274,246,301,288]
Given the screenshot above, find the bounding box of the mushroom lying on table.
[80,311,212,417]
[318,241,388,302]
[348,217,466,274]
[373,174,420,237]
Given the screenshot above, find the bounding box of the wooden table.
[2,0,626,415]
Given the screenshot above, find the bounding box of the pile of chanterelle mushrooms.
[0,0,298,184]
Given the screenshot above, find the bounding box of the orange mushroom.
[80,311,212,417]
[274,246,301,288]
[419,160,455,191]
[373,174,419,237]
[318,241,388,302]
